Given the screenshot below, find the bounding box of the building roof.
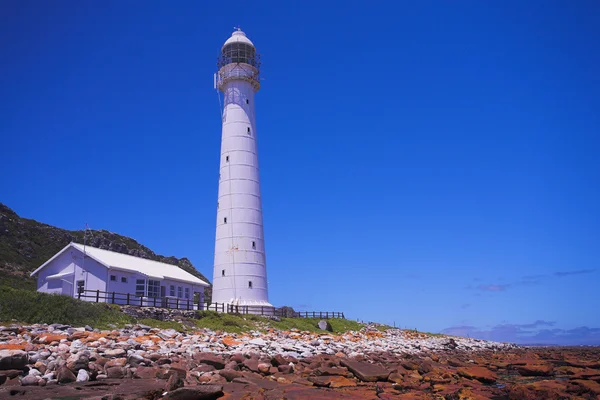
[223,29,255,49]
[31,243,210,287]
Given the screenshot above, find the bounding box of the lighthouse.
[211,29,272,309]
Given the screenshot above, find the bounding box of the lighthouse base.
[211,299,274,315]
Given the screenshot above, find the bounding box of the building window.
[224,217,227,224]
[252,241,256,249]
[147,280,160,298]
[121,277,127,283]
[222,269,225,276]
[110,275,116,281]
[178,286,183,298]
[248,281,253,289]
[135,279,145,296]
[185,288,190,299]
[76,280,85,294]
[170,285,175,297]
[225,155,229,162]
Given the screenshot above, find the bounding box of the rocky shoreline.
[1,323,599,399]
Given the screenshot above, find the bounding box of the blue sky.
[1,1,599,345]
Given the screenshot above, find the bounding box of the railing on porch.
[77,290,345,319]
[77,289,224,312]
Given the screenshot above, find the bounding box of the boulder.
[318,320,333,332]
[0,350,27,370]
[193,353,225,370]
[105,366,125,379]
[103,349,126,358]
[516,363,554,377]
[308,375,356,388]
[218,369,243,382]
[56,366,76,384]
[163,385,224,399]
[340,359,390,382]
[457,367,497,383]
[76,369,90,382]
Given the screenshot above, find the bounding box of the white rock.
[76,369,90,382]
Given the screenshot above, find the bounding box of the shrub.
[0,286,131,328]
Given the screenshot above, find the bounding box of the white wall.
[36,247,107,298]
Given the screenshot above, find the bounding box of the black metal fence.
[78,290,345,319]
[78,289,224,312]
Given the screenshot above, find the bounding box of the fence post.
[96,290,100,303]
[126,293,130,305]
[153,296,156,307]
[187,299,190,310]
[176,298,179,309]
[140,295,143,306]
[78,290,82,300]
[111,292,115,304]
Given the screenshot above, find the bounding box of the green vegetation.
[194,311,262,333]
[0,270,36,291]
[0,286,365,335]
[0,286,132,329]
[136,318,187,331]
[268,317,363,334]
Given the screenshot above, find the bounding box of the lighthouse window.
[226,156,229,162]
[252,241,256,249]
[246,99,249,104]
[247,127,251,133]
[222,269,225,276]
[224,217,227,224]
[248,281,253,289]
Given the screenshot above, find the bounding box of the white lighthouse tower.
[211,29,272,309]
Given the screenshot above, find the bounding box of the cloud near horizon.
[554,269,596,277]
[471,269,597,293]
[442,321,600,345]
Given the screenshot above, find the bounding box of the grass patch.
[374,324,394,332]
[0,286,132,329]
[136,318,187,331]
[268,317,364,334]
[328,318,364,333]
[193,311,259,333]
[0,287,367,335]
[0,270,36,291]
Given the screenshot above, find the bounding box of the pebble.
[0,321,518,389]
[76,369,90,382]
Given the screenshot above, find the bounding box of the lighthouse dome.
[219,28,259,69]
[222,29,255,49]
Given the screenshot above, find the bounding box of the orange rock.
[572,379,600,395]
[516,363,554,377]
[0,344,26,350]
[223,337,242,346]
[36,334,66,344]
[457,367,497,383]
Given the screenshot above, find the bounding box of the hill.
[0,203,211,300]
